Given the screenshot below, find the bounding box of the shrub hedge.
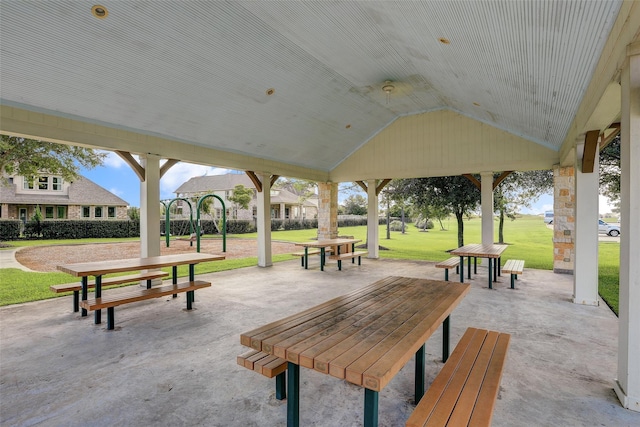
[0,220,21,241]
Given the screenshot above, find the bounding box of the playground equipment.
[163,194,226,253]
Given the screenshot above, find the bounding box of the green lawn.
[0,215,620,314]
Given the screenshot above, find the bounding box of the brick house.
[0,174,129,223]
[173,173,318,220]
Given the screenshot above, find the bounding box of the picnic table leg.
[94,275,102,324]
[364,388,379,427]
[488,258,493,289]
[81,276,88,317]
[498,257,501,277]
[467,256,472,278]
[459,256,464,282]
[187,264,196,309]
[442,315,450,362]
[275,371,286,400]
[352,243,356,263]
[304,247,309,270]
[320,248,325,272]
[474,256,477,274]
[287,362,300,427]
[415,344,426,403]
[173,265,178,298]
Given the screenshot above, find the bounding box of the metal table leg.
[415,344,426,403]
[442,316,450,362]
[287,362,300,427]
[364,388,379,427]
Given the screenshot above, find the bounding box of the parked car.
[599,219,620,236]
[544,211,554,224]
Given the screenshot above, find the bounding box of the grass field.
[0,215,620,314]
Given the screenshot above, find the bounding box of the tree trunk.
[401,205,405,234]
[456,211,464,247]
[386,199,390,239]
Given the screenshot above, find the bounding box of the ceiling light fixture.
[382,80,395,104]
[91,5,108,19]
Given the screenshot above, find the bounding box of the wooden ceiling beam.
[581,130,600,173]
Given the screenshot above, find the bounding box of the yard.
[0,215,620,314]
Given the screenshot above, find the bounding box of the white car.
[599,219,620,237]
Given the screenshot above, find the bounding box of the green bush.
[225,220,255,234]
[389,220,409,231]
[414,218,434,230]
[0,220,21,240]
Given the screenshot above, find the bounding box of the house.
[0,174,129,222]
[173,173,318,220]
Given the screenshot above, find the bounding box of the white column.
[256,173,272,267]
[140,154,160,259]
[615,45,640,412]
[367,180,379,258]
[280,203,285,219]
[573,147,599,306]
[480,172,494,246]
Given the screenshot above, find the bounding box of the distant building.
[173,173,318,220]
[0,174,129,222]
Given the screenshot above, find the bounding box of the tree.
[399,176,480,247]
[227,184,253,218]
[343,194,367,216]
[493,170,553,243]
[1,135,106,182]
[128,207,140,220]
[599,135,620,210]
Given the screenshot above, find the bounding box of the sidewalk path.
[0,248,35,272]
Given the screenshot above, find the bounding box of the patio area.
[1,258,638,427]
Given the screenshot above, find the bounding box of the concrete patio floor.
[1,258,638,427]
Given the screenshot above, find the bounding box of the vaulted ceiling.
[1,1,637,179]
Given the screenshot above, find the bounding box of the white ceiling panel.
[0,1,623,171]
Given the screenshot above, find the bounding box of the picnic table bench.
[50,271,169,312]
[502,259,525,289]
[237,350,288,400]
[435,258,460,281]
[406,327,510,427]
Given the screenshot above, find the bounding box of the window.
[252,206,257,217]
[108,206,116,218]
[82,206,91,218]
[95,206,103,218]
[38,176,48,190]
[57,206,66,219]
[45,206,54,219]
[52,177,63,191]
[215,208,222,218]
[225,190,230,200]
[23,177,35,190]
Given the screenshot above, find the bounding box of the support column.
[280,202,285,219]
[553,166,575,274]
[317,182,338,240]
[257,173,272,267]
[615,45,640,412]
[480,171,494,246]
[367,179,379,258]
[140,154,160,259]
[573,148,599,306]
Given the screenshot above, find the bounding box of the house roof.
[174,174,316,207]
[0,176,129,207]
[1,2,636,181]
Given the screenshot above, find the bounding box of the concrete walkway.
[0,248,35,272]
[1,258,638,426]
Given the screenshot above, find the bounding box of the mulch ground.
[15,238,298,272]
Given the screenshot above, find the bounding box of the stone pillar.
[614,45,640,412]
[553,166,575,274]
[367,180,379,258]
[480,171,494,246]
[573,150,599,306]
[140,154,160,259]
[280,202,285,219]
[317,182,338,240]
[256,173,272,267]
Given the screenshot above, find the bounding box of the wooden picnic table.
[294,238,361,271]
[58,253,224,326]
[240,276,471,427]
[450,243,508,289]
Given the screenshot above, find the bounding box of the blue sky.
[82,152,614,214]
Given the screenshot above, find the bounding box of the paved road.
[546,223,620,242]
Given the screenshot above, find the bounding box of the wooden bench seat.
[501,259,525,289]
[237,350,287,400]
[435,258,460,281]
[79,280,210,330]
[406,327,510,427]
[328,251,368,270]
[50,271,170,312]
[291,248,332,267]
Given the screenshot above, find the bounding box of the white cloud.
[109,187,124,197]
[101,151,127,168]
[160,163,230,199]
